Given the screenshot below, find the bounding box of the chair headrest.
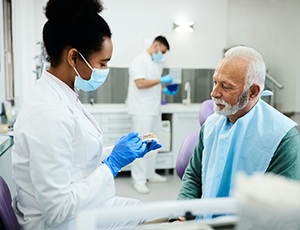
[199,99,214,126]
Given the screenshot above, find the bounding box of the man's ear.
[249,84,260,100]
[67,48,78,67]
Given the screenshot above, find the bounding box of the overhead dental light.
[173,21,194,33]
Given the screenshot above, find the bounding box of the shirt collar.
[45,71,82,111]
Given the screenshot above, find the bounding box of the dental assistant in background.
[11,0,161,229]
[126,36,175,194]
[176,46,300,220]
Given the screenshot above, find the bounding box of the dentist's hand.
[102,132,162,177]
[163,87,178,96]
[160,74,173,84]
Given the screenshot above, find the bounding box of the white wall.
[227,0,300,113]
[31,0,228,69]
[101,0,228,69]
[11,0,228,108]
[11,0,36,107]
[0,0,5,104]
[295,4,300,113]
[9,0,300,113]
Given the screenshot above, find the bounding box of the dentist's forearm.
[135,78,161,89]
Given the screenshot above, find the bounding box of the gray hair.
[225,46,266,96]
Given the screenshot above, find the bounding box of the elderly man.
[178,46,300,206]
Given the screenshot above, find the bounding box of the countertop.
[83,103,201,114]
[0,115,14,157]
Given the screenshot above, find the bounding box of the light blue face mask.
[73,53,110,92]
[152,50,163,62]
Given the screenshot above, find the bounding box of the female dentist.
[11,0,161,229]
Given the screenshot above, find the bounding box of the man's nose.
[211,85,221,98]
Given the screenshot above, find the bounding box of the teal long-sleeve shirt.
[178,126,300,200]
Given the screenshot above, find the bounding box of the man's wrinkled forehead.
[213,57,248,82]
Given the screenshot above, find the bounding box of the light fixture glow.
[173,21,194,33]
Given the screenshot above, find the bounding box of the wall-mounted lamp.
[173,21,194,33]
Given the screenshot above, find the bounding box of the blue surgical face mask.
[152,50,163,62]
[73,52,109,92]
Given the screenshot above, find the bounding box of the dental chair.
[176,99,214,179]
[0,176,20,230]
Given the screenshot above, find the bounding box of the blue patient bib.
[202,99,296,201]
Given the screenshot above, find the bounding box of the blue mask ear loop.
[78,52,93,71]
[73,66,81,77]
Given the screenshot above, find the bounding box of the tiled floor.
[115,170,182,203]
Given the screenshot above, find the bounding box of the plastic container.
[166,84,178,93]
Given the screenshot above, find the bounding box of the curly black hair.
[43,0,112,67]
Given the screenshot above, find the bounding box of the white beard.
[213,89,249,116]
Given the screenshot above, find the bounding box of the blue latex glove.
[163,87,178,96]
[102,132,162,177]
[160,74,173,84]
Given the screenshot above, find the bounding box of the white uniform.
[12,71,141,230]
[126,51,163,184]
[127,51,163,116]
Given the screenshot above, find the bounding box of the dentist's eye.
[99,63,107,68]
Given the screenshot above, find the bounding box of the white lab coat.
[126,51,163,116]
[126,51,163,184]
[12,71,141,229]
